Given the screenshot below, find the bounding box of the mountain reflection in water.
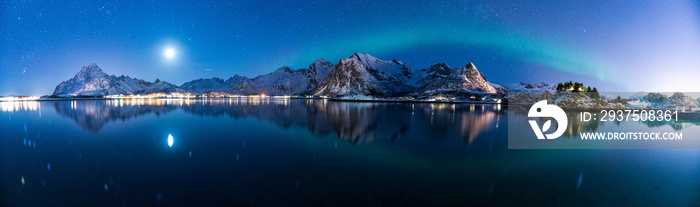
[52,98,503,144]
[3,99,700,206]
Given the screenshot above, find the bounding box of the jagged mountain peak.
[348,53,390,66]
[336,57,352,65]
[413,61,497,96]
[311,58,331,64]
[349,52,402,68]
[663,92,699,110]
[452,63,478,76]
[670,92,689,99]
[344,52,416,86]
[415,63,452,86]
[350,52,366,59]
[227,75,246,81]
[313,57,390,96]
[465,62,476,69]
[78,63,104,74]
[451,62,488,82]
[306,58,335,87]
[80,63,101,72]
[75,63,108,82]
[309,58,334,72]
[350,52,384,64]
[427,63,451,75]
[275,66,294,73]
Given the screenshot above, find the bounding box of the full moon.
[164,48,175,59]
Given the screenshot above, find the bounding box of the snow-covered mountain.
[179,75,248,94]
[54,53,511,99]
[624,92,700,110]
[231,66,311,95]
[229,59,335,95]
[136,79,185,94]
[489,82,508,94]
[627,91,648,100]
[663,92,699,110]
[415,63,451,86]
[504,82,558,92]
[348,53,417,86]
[53,63,168,96]
[413,62,498,96]
[312,57,387,96]
[312,53,417,96]
[305,58,335,90]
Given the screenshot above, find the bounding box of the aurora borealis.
[1,0,699,95]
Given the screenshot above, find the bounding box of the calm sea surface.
[1,99,698,206]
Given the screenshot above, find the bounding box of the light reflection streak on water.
[1,101,39,112]
[103,97,286,107]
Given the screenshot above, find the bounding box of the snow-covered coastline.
[7,91,699,112]
[16,52,694,108]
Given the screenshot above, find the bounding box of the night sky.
[2,0,699,96]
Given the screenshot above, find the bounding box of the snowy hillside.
[347,53,417,86]
[232,66,312,95]
[312,58,389,96]
[136,79,185,94]
[663,92,699,110]
[180,75,248,94]
[304,58,335,90]
[503,82,558,92]
[228,59,335,96]
[312,53,418,97]
[415,63,451,86]
[413,62,498,96]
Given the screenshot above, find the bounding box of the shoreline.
[2,97,698,113]
[327,98,502,104]
[0,96,505,105]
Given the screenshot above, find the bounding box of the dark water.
[1,99,698,206]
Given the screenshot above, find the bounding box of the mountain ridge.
[52,53,507,99]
